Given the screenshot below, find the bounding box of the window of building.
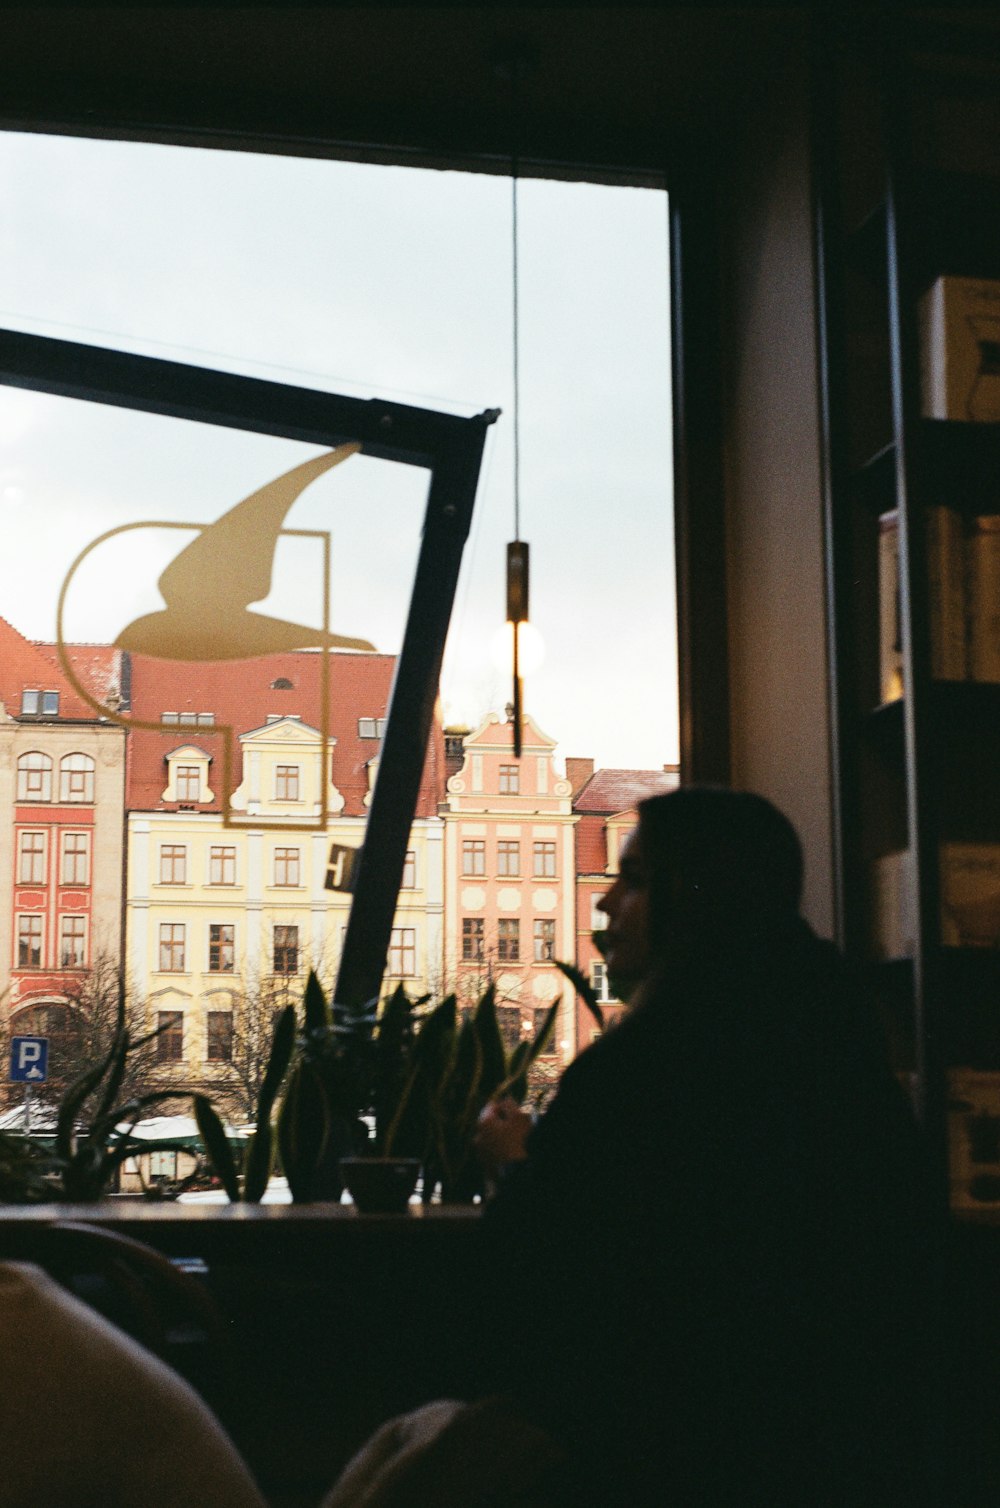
[533,918,556,963]
[462,917,485,962]
[158,923,186,972]
[17,914,42,968]
[175,765,201,801]
[209,923,235,973]
[149,1149,178,1179]
[497,840,520,877]
[20,690,39,715]
[275,764,300,801]
[206,1010,234,1061]
[209,845,236,885]
[156,1010,184,1062]
[60,914,86,968]
[590,959,617,1003]
[462,839,486,876]
[497,1005,521,1052]
[388,926,416,977]
[16,752,52,802]
[59,753,96,803]
[358,717,387,738]
[590,894,607,931]
[533,841,557,878]
[41,691,60,716]
[273,924,299,974]
[159,844,187,884]
[62,832,90,885]
[534,1006,558,1053]
[179,712,197,725]
[499,764,519,795]
[196,712,215,726]
[274,846,301,886]
[497,918,520,962]
[161,712,179,724]
[17,831,45,884]
[401,849,416,889]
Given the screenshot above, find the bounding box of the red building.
[0,618,126,1066]
[570,761,679,1051]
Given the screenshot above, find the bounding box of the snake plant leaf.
[472,985,507,1101]
[194,1094,241,1202]
[501,1039,532,1104]
[93,1028,131,1127]
[303,970,330,1034]
[242,1004,297,1202]
[277,1060,329,1203]
[554,958,605,1031]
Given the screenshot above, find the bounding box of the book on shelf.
[878,507,1000,692]
[968,513,1000,682]
[919,274,1000,422]
[870,843,1000,959]
[948,1069,1000,1212]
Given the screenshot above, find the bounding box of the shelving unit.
[814,14,1000,1208]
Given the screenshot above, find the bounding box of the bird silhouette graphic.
[115,443,376,660]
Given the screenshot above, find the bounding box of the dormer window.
[271,677,294,690]
[358,717,386,738]
[20,690,39,715]
[275,764,300,801]
[162,746,213,806]
[41,691,59,715]
[176,766,201,801]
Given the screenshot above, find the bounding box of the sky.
[0,130,677,771]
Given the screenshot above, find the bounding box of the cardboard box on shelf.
[871,843,1000,958]
[919,274,1000,422]
[968,514,1000,682]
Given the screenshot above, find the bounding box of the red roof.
[124,650,443,817]
[573,767,679,816]
[0,617,109,722]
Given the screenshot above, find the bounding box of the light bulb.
[490,618,546,677]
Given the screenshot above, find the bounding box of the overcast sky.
[0,130,677,770]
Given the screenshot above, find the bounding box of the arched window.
[60,753,95,803]
[16,751,52,802]
[11,1000,79,1065]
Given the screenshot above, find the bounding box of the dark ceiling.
[0,6,800,182]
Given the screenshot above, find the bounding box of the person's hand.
[474,1096,532,1176]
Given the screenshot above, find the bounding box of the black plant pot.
[339,1157,421,1213]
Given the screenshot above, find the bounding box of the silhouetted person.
[476,788,957,1507]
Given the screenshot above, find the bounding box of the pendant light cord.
[510,59,522,544]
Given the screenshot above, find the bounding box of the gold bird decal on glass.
[115,443,375,660]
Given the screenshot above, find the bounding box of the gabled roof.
[122,649,443,818]
[0,617,105,722]
[573,767,679,816]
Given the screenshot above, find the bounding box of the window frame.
[209,845,236,885]
[208,922,235,973]
[16,913,43,968]
[174,764,201,802]
[388,925,416,977]
[533,917,556,963]
[156,1010,184,1062]
[532,840,557,879]
[497,839,520,877]
[499,764,520,795]
[273,923,299,975]
[61,831,90,885]
[16,752,52,802]
[59,912,87,968]
[497,917,520,962]
[59,752,95,803]
[461,916,485,962]
[274,764,301,802]
[17,829,46,885]
[461,838,486,876]
[158,922,186,972]
[159,843,188,885]
[273,845,301,887]
[206,1009,234,1061]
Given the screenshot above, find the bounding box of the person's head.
[597,787,803,985]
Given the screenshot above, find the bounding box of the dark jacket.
[481,919,956,1506]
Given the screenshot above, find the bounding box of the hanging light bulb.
[503,49,531,759]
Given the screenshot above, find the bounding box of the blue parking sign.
[10,1036,48,1083]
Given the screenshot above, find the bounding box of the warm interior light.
[491,618,546,677]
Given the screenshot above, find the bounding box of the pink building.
[571,762,679,1052]
[443,713,578,1069]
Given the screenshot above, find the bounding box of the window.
[196,712,215,726]
[533,841,557,878]
[158,923,186,972]
[62,832,90,885]
[209,923,235,973]
[534,1006,558,1053]
[20,690,39,714]
[149,1149,178,1179]
[499,764,519,794]
[17,915,42,968]
[209,845,236,885]
[41,691,60,715]
[179,712,197,725]
[17,752,52,802]
[156,1011,184,1062]
[273,924,299,975]
[271,677,294,690]
[497,840,520,877]
[497,1005,521,1052]
[462,839,486,876]
[497,918,520,962]
[275,764,300,801]
[206,1010,234,1062]
[60,914,86,968]
[590,959,617,1003]
[358,717,387,738]
[388,926,416,977]
[60,753,95,802]
[175,765,201,801]
[17,831,45,884]
[533,918,556,963]
[462,917,485,961]
[159,844,187,884]
[274,846,301,886]
[590,894,607,931]
[401,849,416,889]
[161,712,179,724]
